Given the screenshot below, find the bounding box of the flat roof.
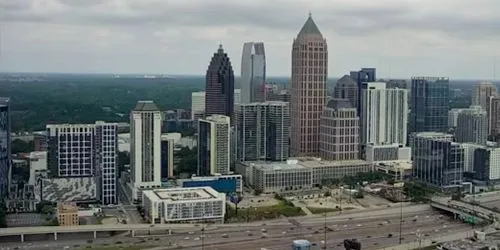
[244,158,370,170]
[144,187,219,202]
[375,161,412,170]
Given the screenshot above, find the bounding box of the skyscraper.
[319,98,359,161]
[235,101,290,162]
[241,42,266,103]
[472,82,497,112]
[350,68,376,114]
[410,77,450,133]
[160,135,175,180]
[489,96,500,138]
[191,91,206,120]
[205,45,235,118]
[455,106,488,144]
[46,122,118,205]
[130,101,163,201]
[0,97,11,197]
[290,13,328,157]
[333,75,358,108]
[361,82,408,146]
[198,115,231,176]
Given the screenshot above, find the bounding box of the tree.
[11,139,34,154]
[0,202,6,228]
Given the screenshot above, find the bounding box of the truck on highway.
[292,239,311,250]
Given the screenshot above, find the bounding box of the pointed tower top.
[298,13,322,37]
[218,44,224,53]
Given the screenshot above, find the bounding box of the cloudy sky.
[1,0,499,79]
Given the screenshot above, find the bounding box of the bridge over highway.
[431,197,500,223]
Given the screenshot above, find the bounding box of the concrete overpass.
[430,198,498,222]
[0,223,196,242]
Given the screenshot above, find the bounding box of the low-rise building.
[57,203,79,226]
[374,161,412,181]
[237,158,372,193]
[365,144,411,162]
[142,187,226,224]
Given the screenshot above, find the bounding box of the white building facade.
[197,115,231,176]
[130,101,163,201]
[191,91,206,120]
[142,187,226,224]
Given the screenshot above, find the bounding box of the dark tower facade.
[205,45,235,118]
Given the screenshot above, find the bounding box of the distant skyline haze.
[1,0,500,79]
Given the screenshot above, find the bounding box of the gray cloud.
[1,0,500,78]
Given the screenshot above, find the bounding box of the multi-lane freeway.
[0,205,475,250]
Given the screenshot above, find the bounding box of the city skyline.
[1,1,500,79]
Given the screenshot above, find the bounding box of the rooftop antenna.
[309,11,312,18]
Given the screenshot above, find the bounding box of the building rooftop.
[326,98,354,109]
[134,100,160,112]
[375,161,412,170]
[244,158,370,171]
[298,13,322,37]
[57,203,78,213]
[143,187,220,202]
[202,115,230,124]
[415,132,453,138]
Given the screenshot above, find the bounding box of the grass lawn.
[307,207,341,214]
[80,246,150,250]
[227,201,305,222]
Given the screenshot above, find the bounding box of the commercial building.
[198,115,231,176]
[290,14,328,157]
[27,151,47,186]
[57,203,79,226]
[235,101,290,162]
[46,122,118,205]
[489,96,500,137]
[0,97,11,197]
[177,174,242,194]
[365,144,411,163]
[130,101,163,201]
[319,98,359,161]
[455,106,488,144]
[472,147,500,184]
[374,161,412,181]
[350,68,376,114]
[410,77,450,133]
[191,91,206,120]
[205,45,235,118]
[142,187,226,224]
[412,132,464,190]
[267,89,291,103]
[160,134,175,180]
[361,82,408,146]
[333,75,358,109]
[241,42,266,103]
[472,82,497,115]
[237,158,371,193]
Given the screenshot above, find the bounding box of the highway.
[0,205,474,250]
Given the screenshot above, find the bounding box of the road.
[0,206,474,250]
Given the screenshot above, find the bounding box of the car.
[248,233,253,236]
[388,234,393,238]
[222,234,229,238]
[261,234,267,238]
[312,243,317,246]
[314,230,319,234]
[184,237,190,240]
[367,235,372,238]
[261,228,267,232]
[188,232,194,235]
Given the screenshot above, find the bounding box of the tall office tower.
[412,132,464,190]
[319,98,359,161]
[205,45,235,118]
[130,101,163,200]
[234,89,241,105]
[489,96,500,138]
[235,102,290,162]
[0,97,11,197]
[455,106,488,144]
[191,91,206,120]
[290,13,328,157]
[46,122,118,205]
[361,82,408,145]
[160,135,174,180]
[472,82,497,113]
[198,115,231,176]
[410,77,450,133]
[350,68,376,114]
[94,121,118,205]
[241,42,266,103]
[333,75,358,108]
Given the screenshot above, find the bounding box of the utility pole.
[324,195,327,249]
[399,187,403,244]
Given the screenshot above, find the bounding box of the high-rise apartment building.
[410,77,450,133]
[290,14,328,157]
[455,106,488,144]
[350,68,376,114]
[333,75,358,108]
[360,82,408,146]
[191,91,206,120]
[319,98,359,161]
[235,102,290,162]
[448,109,465,129]
[412,132,464,190]
[130,101,163,200]
[241,42,266,103]
[472,82,497,114]
[0,97,11,197]
[46,122,118,205]
[205,45,235,118]
[198,115,231,176]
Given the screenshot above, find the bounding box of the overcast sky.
[1,0,500,79]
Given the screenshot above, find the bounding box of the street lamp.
[416,229,422,248]
[399,186,403,244]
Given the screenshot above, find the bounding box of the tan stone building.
[290,13,328,157]
[57,203,79,226]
